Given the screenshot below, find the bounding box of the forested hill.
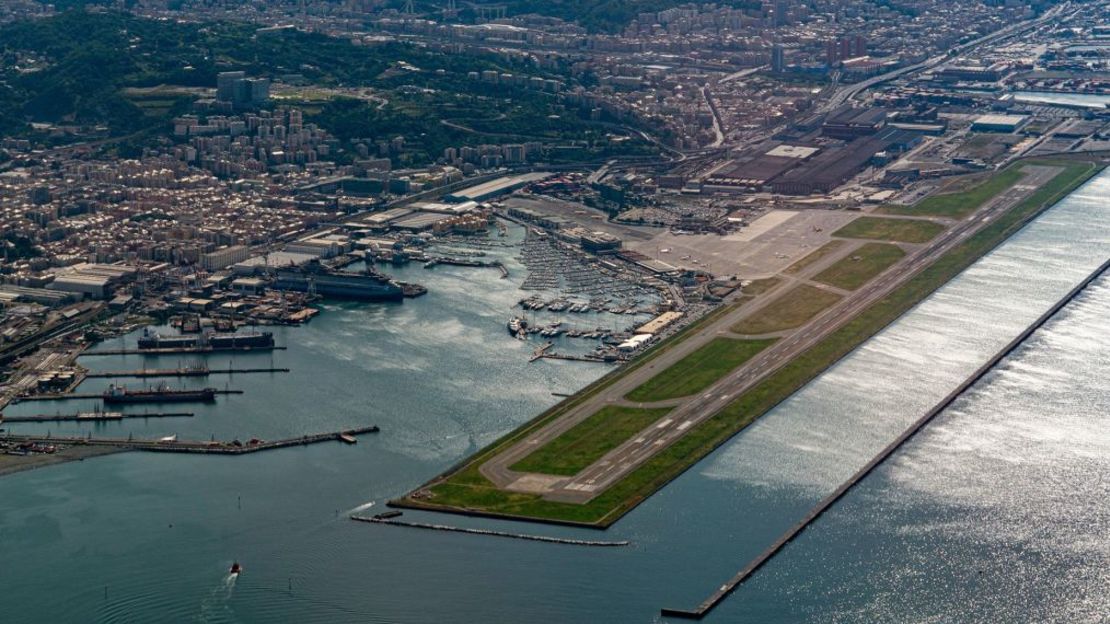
[0,10,512,135]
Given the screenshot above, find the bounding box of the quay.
[660,256,1110,620]
[1,411,192,423]
[0,425,380,455]
[80,346,285,356]
[85,367,290,378]
[350,515,630,547]
[12,389,243,403]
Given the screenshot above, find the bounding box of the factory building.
[45,263,139,300]
[0,284,80,307]
[937,64,1007,82]
[47,274,112,299]
[771,127,922,195]
[971,114,1029,133]
[822,106,888,139]
[444,172,551,203]
[703,144,820,191]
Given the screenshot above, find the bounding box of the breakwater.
[0,411,192,423]
[0,426,379,455]
[351,515,630,547]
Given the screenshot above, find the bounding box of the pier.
[528,342,553,362]
[80,346,285,356]
[85,367,289,378]
[660,257,1110,620]
[1,411,193,423]
[0,426,380,455]
[536,352,618,364]
[12,389,243,403]
[350,515,630,547]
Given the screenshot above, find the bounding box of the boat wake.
[346,500,375,515]
[194,568,237,623]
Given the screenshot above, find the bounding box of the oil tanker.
[102,384,217,404]
[137,328,274,350]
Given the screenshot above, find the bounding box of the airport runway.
[480,165,1062,503]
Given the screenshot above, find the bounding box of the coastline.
[0,445,128,479]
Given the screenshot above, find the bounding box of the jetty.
[0,426,380,455]
[528,342,554,362]
[0,411,192,423]
[11,389,242,403]
[350,515,630,547]
[80,346,285,356]
[660,257,1110,620]
[85,367,289,378]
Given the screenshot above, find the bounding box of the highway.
[701,85,726,149]
[480,165,1062,503]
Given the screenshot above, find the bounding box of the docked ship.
[272,260,405,302]
[137,328,274,350]
[102,383,217,404]
[507,316,528,337]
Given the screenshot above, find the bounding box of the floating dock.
[350,516,630,547]
[0,426,380,455]
[0,411,193,423]
[660,257,1110,620]
[85,367,290,378]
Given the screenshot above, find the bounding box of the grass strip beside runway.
[731,285,842,334]
[625,338,777,402]
[833,216,945,243]
[813,242,906,290]
[509,406,673,476]
[879,166,1025,219]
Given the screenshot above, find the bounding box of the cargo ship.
[102,384,217,404]
[137,328,274,350]
[272,259,405,302]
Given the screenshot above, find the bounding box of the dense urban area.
[1,1,1109,616]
